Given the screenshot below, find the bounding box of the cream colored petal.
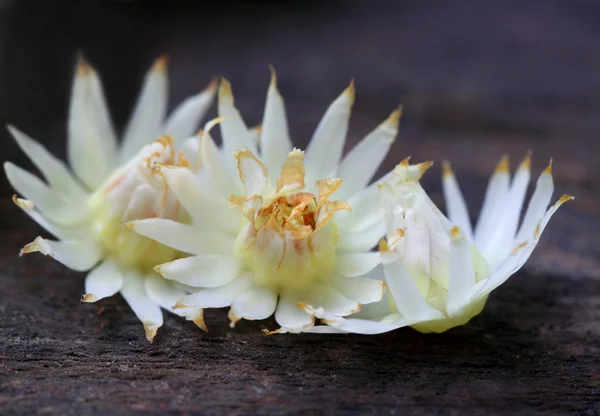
[162,80,217,145]
[479,154,531,268]
[12,196,87,240]
[276,149,305,193]
[335,252,381,278]
[4,163,88,226]
[473,154,511,246]
[155,254,241,288]
[304,82,354,181]
[441,162,473,240]
[446,227,477,316]
[515,161,554,244]
[128,218,235,256]
[121,184,158,223]
[235,149,268,196]
[260,67,293,176]
[175,274,253,309]
[274,293,314,331]
[8,125,87,199]
[178,137,202,172]
[82,260,124,302]
[120,56,169,162]
[336,107,400,199]
[160,165,239,235]
[144,273,206,330]
[218,78,257,160]
[382,251,444,320]
[68,59,119,190]
[332,276,385,305]
[120,271,164,342]
[200,120,243,196]
[301,285,360,316]
[20,236,101,272]
[337,219,386,252]
[230,286,278,323]
[301,307,413,335]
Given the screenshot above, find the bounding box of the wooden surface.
[1,1,599,414]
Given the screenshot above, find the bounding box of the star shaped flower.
[4,57,216,341]
[303,156,572,333]
[129,69,401,333]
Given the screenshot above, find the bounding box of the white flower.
[303,155,572,334]
[129,69,401,333]
[4,57,216,341]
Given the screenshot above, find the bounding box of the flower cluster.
[5,61,571,341]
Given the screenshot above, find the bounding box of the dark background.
[1,1,599,414]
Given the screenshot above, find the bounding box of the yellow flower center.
[229,149,349,293]
[88,137,187,272]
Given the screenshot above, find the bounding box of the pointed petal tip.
[152,54,169,74]
[519,151,532,171]
[388,106,403,125]
[228,308,240,328]
[81,293,97,303]
[268,64,277,87]
[144,324,158,343]
[442,161,454,178]
[450,225,462,241]
[557,194,574,205]
[19,237,50,257]
[219,77,233,100]
[495,154,510,174]
[378,237,390,253]
[543,158,553,176]
[12,194,34,210]
[193,313,208,332]
[344,79,356,103]
[76,59,95,76]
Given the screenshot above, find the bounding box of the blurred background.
[0,0,598,275]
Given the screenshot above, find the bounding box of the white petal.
[480,155,531,268]
[274,294,314,330]
[20,236,101,272]
[144,273,206,329]
[338,219,385,252]
[178,137,202,172]
[162,81,217,145]
[260,68,293,176]
[515,162,554,244]
[120,57,168,162]
[441,162,473,240]
[12,196,87,240]
[230,287,278,322]
[176,274,253,308]
[199,120,243,196]
[128,218,234,256]
[4,162,88,225]
[235,149,268,196]
[446,227,476,316]
[335,251,381,278]
[477,194,572,297]
[121,184,158,223]
[336,187,383,233]
[218,79,257,161]
[160,165,239,235]
[68,60,119,190]
[333,276,385,305]
[304,82,354,181]
[155,254,240,288]
[302,285,360,316]
[82,260,124,302]
[474,155,511,245]
[336,108,400,199]
[120,271,163,342]
[302,307,412,335]
[382,252,444,320]
[8,125,87,199]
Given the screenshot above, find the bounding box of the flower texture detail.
[303,155,572,334]
[130,68,402,333]
[4,57,216,341]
